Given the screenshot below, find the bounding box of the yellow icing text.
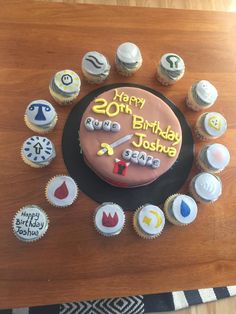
[132,114,181,146]
[132,133,177,157]
[92,98,132,117]
[113,89,145,109]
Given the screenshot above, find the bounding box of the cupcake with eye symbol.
[82,51,111,84]
[24,100,58,134]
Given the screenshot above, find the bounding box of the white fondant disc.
[137,204,165,235]
[82,51,110,75]
[203,112,227,137]
[172,195,198,224]
[22,136,54,163]
[206,143,230,170]
[196,80,218,104]
[117,42,142,64]
[94,202,125,235]
[160,53,185,71]
[46,175,78,207]
[54,69,81,94]
[13,205,49,242]
[26,100,56,126]
[194,172,222,201]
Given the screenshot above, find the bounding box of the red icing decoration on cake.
[54,181,69,199]
[102,212,119,227]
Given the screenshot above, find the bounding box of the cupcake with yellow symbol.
[133,204,165,239]
[195,112,227,140]
[49,69,81,106]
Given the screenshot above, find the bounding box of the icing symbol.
[166,54,180,69]
[102,212,118,227]
[143,210,162,228]
[29,103,51,121]
[61,74,73,86]
[85,54,104,69]
[208,116,221,131]
[113,159,130,176]
[180,200,190,217]
[54,181,69,199]
[33,142,43,154]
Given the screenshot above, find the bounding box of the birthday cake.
[79,86,182,188]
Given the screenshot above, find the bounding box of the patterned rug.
[1,286,236,313]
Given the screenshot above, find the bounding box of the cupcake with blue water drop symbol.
[164,194,198,226]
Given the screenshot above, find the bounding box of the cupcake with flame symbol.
[94,202,125,237]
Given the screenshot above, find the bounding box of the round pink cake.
[79,87,182,188]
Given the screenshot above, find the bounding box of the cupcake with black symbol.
[186,80,218,111]
[94,202,125,237]
[12,205,49,242]
[197,143,230,173]
[195,112,227,140]
[24,100,58,133]
[189,172,222,203]
[164,194,198,226]
[156,53,185,86]
[45,175,78,207]
[115,42,142,76]
[82,51,110,84]
[21,135,56,168]
[49,69,81,106]
[133,204,165,239]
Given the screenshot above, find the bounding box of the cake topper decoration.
[97,134,133,156]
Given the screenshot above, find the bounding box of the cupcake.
[189,172,222,203]
[49,69,81,106]
[115,42,142,76]
[45,175,78,207]
[133,204,165,239]
[195,112,227,140]
[12,205,49,242]
[24,100,58,133]
[21,135,56,168]
[82,51,110,84]
[156,53,185,86]
[186,80,218,111]
[197,143,230,173]
[164,194,198,226]
[94,202,125,237]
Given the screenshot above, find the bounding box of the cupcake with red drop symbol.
[45,175,78,207]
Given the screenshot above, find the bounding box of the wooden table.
[0,1,236,309]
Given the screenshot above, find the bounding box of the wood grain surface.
[0,0,236,310]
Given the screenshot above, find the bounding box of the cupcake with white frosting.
[189,172,222,203]
[156,53,185,86]
[197,143,230,173]
[115,42,142,76]
[195,112,227,140]
[186,80,218,111]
